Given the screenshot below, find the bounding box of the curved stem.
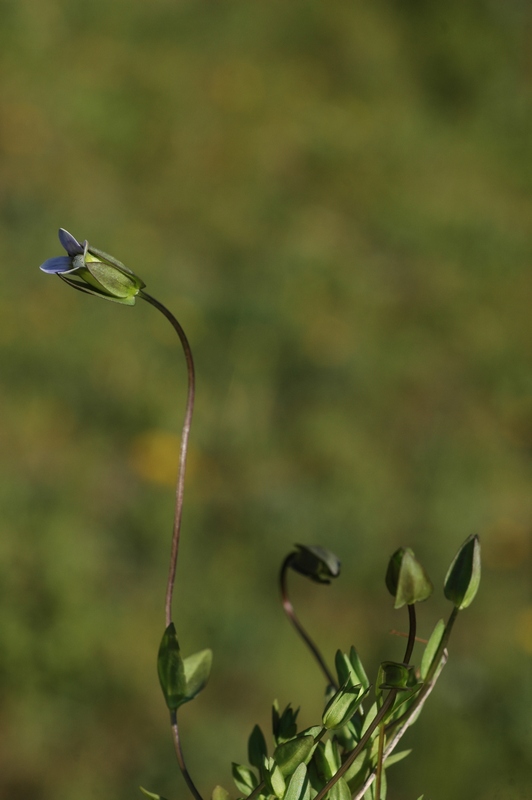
[280,554,337,688]
[170,711,204,800]
[140,291,195,628]
[403,604,416,666]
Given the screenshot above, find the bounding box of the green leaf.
[157,623,186,710]
[349,647,370,692]
[289,545,341,584]
[232,763,258,795]
[273,702,299,744]
[283,763,309,800]
[248,724,268,771]
[212,787,231,800]
[274,735,315,777]
[421,619,445,680]
[183,649,213,703]
[444,535,481,610]
[383,749,412,768]
[385,548,433,609]
[264,757,286,799]
[329,777,351,800]
[140,788,169,800]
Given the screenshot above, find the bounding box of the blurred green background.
[1,1,532,798]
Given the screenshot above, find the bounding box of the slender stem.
[375,602,415,800]
[170,711,204,800]
[374,722,385,800]
[280,555,337,688]
[140,291,195,628]
[403,604,416,666]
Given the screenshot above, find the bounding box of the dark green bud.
[444,534,481,609]
[289,544,341,584]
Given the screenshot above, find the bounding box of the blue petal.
[58,228,83,256]
[39,256,73,273]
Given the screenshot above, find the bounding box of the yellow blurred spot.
[483,519,530,570]
[129,430,182,487]
[516,608,532,655]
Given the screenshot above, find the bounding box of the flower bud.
[444,534,481,610]
[385,547,433,608]
[289,544,341,584]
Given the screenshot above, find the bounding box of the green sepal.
[329,777,351,800]
[444,535,481,610]
[212,786,231,800]
[420,619,445,680]
[232,763,258,795]
[385,548,433,609]
[289,545,341,584]
[283,763,310,800]
[248,724,268,771]
[157,623,186,710]
[273,701,299,744]
[85,258,142,299]
[322,681,365,730]
[58,273,137,305]
[273,735,315,777]
[182,648,213,703]
[140,788,169,800]
[378,661,416,691]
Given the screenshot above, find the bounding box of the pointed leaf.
[444,535,481,609]
[264,757,286,799]
[329,777,351,800]
[383,749,412,768]
[248,724,268,771]
[157,623,186,710]
[349,647,370,692]
[274,735,315,777]
[421,619,445,680]
[183,649,213,703]
[283,763,309,800]
[232,763,258,795]
[322,682,364,730]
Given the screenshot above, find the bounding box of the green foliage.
[157,623,186,711]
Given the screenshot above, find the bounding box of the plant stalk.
[140,291,196,627]
[280,554,337,688]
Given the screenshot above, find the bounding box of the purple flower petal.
[58,228,83,256]
[39,256,73,274]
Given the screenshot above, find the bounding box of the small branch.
[170,711,204,800]
[352,650,448,800]
[140,291,195,628]
[280,554,337,688]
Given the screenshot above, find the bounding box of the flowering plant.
[40,229,481,800]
